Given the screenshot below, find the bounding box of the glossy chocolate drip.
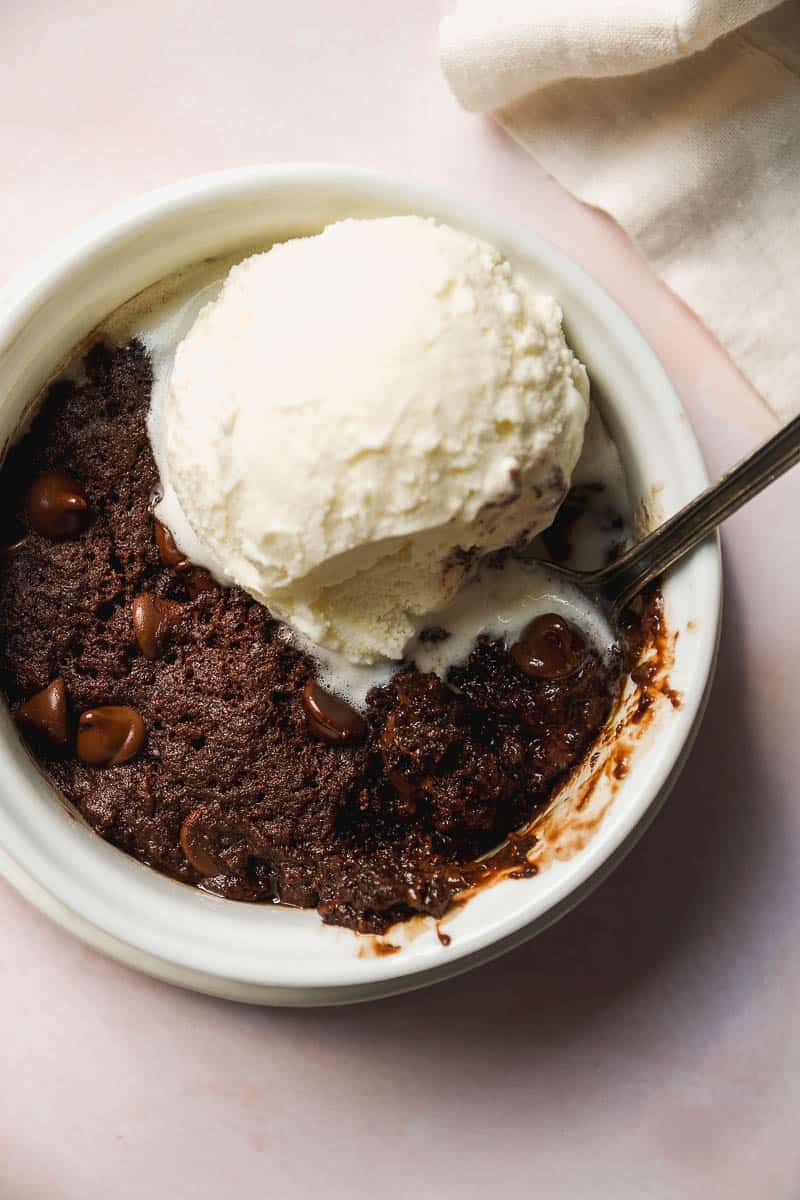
[302,680,367,745]
[511,613,587,680]
[153,517,190,570]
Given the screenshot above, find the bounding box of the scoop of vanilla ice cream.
[163,216,589,662]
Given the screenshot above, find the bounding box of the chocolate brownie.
[0,342,631,933]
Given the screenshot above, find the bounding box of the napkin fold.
[441,0,800,420]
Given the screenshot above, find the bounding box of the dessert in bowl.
[0,167,720,1004]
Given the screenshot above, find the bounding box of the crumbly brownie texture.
[0,343,630,933]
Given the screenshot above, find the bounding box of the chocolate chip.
[179,807,228,877]
[185,568,217,599]
[511,614,587,680]
[302,680,367,745]
[76,705,146,766]
[26,472,88,538]
[16,677,69,746]
[131,593,183,659]
[153,518,190,570]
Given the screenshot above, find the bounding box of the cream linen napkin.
[441,1,800,420]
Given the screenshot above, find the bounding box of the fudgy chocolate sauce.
[510,613,588,679]
[302,681,368,745]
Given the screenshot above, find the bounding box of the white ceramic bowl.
[0,166,721,1005]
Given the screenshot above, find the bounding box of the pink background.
[1,4,798,1197]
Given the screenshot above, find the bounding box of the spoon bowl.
[544,410,800,629]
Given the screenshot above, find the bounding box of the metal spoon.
[541,412,800,623]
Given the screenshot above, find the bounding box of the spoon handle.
[598,412,800,615]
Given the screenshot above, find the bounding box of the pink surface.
[1,4,798,1197]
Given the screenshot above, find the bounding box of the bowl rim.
[0,164,722,1001]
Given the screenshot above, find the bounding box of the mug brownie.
[0,219,658,935]
[0,341,644,933]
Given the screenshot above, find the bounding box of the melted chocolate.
[77,705,146,766]
[27,471,88,539]
[302,681,367,745]
[511,614,587,680]
[153,517,189,570]
[132,593,183,659]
